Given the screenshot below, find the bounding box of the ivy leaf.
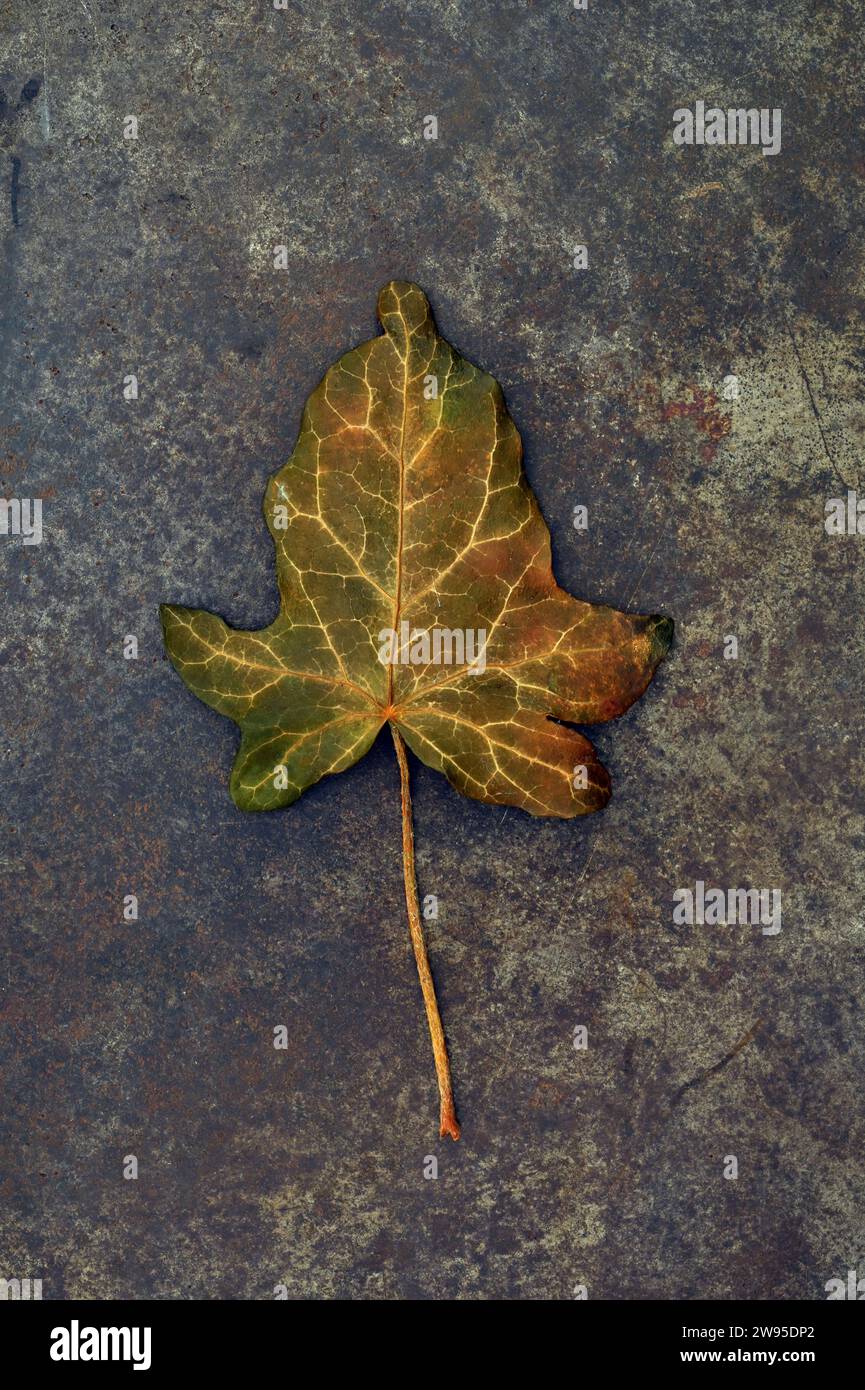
[161,281,673,1139]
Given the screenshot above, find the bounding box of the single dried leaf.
[161,280,673,1139]
[161,280,672,816]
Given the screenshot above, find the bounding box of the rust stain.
[661,387,733,444]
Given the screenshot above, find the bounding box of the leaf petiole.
[391,725,460,1141]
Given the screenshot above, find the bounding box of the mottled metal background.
[2,0,863,1300]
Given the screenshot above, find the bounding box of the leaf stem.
[390,725,460,1141]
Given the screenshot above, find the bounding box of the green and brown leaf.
[161,280,672,818]
[161,280,673,1138]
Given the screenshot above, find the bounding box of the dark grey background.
[2,0,863,1299]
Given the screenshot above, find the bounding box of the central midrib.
[387,331,410,708]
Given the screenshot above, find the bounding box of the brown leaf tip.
[377,280,434,349]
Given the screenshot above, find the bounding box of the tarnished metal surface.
[1,0,863,1299]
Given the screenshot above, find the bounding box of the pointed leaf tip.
[651,614,674,659]
[376,280,434,346]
